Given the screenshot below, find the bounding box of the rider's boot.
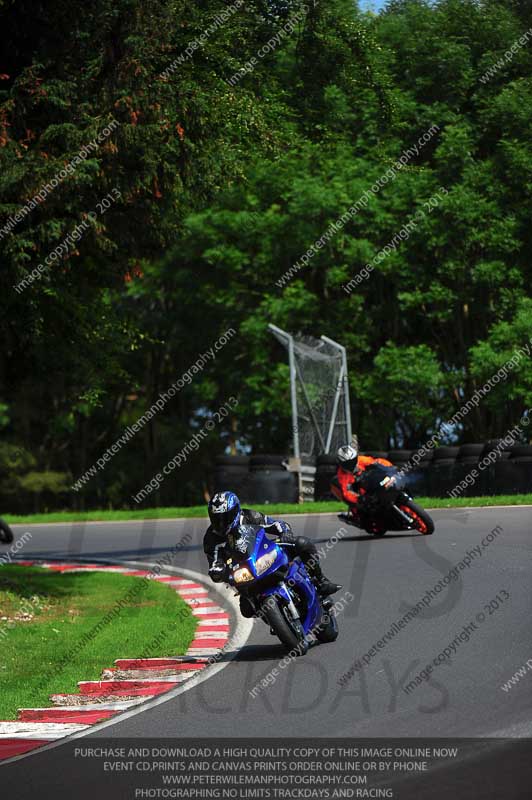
[337,512,352,525]
[308,561,342,597]
[318,577,342,597]
[338,506,361,528]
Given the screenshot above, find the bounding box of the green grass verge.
[4,494,532,525]
[0,565,197,720]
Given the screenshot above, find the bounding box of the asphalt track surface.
[3,507,532,797]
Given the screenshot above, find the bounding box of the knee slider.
[296,536,316,556]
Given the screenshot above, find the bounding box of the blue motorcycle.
[226,524,338,655]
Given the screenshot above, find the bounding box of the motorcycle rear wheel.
[262,596,308,656]
[360,513,387,536]
[0,518,14,544]
[365,524,387,537]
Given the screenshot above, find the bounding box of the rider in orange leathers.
[330,441,392,527]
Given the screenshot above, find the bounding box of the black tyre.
[432,446,459,461]
[457,444,484,459]
[262,597,308,656]
[315,464,337,501]
[482,440,510,461]
[387,450,414,464]
[214,455,250,467]
[361,514,387,536]
[509,445,532,459]
[212,468,250,499]
[316,454,337,466]
[397,500,434,535]
[245,471,298,504]
[0,518,14,544]
[315,604,339,643]
[250,454,288,470]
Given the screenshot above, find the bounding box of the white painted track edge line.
[19,701,145,712]
[0,559,253,767]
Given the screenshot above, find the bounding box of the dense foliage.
[0,0,531,511]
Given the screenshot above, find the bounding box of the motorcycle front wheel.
[0,518,14,544]
[262,596,308,656]
[398,500,434,535]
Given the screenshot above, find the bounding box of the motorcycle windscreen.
[226,524,261,563]
[358,463,399,492]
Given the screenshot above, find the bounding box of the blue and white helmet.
[208,491,241,538]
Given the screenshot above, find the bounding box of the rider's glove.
[209,560,227,583]
[268,520,290,536]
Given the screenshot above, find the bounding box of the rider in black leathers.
[203,491,340,616]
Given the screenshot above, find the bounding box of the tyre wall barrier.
[245,470,299,504]
[489,459,532,495]
[315,466,337,501]
[211,443,532,504]
[250,454,288,471]
[213,455,251,499]
[314,455,337,501]
[212,455,298,504]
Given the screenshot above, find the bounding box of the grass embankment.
[0,565,197,720]
[3,494,532,525]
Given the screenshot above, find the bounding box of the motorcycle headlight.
[233,566,253,584]
[255,550,278,575]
